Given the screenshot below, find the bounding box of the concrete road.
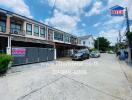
[0,54,132,100]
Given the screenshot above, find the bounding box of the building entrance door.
[0,37,7,53]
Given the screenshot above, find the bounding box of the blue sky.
[0,0,132,45]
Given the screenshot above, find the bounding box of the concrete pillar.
[6,14,11,34]
[39,26,40,37]
[46,26,48,40]
[54,48,57,60]
[54,45,57,60]
[32,24,34,36]
[53,31,54,41]
[70,49,74,55]
[6,14,12,55]
[23,21,26,35]
[6,36,11,55]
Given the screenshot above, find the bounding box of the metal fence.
[12,47,54,66]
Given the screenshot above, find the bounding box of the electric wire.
[119,0,132,40]
[49,0,56,26]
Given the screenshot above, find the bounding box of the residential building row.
[0,8,94,65]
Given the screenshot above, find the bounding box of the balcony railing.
[0,26,6,33]
[10,28,25,36]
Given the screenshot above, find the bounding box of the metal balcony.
[10,28,25,36]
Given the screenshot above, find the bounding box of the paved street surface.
[0,54,132,100]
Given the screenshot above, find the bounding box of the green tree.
[126,31,132,46]
[95,37,110,51]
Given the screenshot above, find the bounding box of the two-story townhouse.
[0,8,85,66]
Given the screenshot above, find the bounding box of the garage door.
[12,47,54,66]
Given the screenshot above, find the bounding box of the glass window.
[10,23,21,34]
[34,25,39,36]
[26,23,32,35]
[70,37,74,43]
[48,29,53,41]
[0,20,6,32]
[54,31,63,41]
[83,41,85,45]
[64,34,70,43]
[40,27,45,37]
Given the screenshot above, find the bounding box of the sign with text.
[12,48,26,57]
[110,5,124,16]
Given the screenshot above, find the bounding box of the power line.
[51,0,56,16]
[119,0,132,39]
[49,0,56,26]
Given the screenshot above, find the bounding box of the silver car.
[90,51,100,58]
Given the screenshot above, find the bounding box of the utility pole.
[125,7,131,63]
[97,37,99,51]
[125,7,130,32]
[119,30,121,43]
[116,38,119,53]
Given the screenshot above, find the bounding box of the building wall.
[81,37,94,49]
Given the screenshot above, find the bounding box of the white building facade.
[79,35,95,49]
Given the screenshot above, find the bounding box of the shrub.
[90,48,97,52]
[127,32,132,45]
[0,54,13,74]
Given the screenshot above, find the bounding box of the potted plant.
[0,54,13,75]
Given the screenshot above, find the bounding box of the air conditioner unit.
[14,31,18,34]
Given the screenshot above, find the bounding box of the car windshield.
[77,50,84,53]
[77,49,86,53]
[91,51,99,53]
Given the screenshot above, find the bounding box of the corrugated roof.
[79,35,93,40]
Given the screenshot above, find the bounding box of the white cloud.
[130,25,132,32]
[82,23,86,27]
[103,16,124,26]
[45,0,93,35]
[99,30,118,45]
[85,1,103,16]
[45,10,80,33]
[0,0,32,18]
[98,27,127,45]
[93,22,100,27]
[47,0,92,15]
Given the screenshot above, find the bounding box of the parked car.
[72,49,89,60]
[108,50,115,54]
[100,50,106,53]
[90,51,100,58]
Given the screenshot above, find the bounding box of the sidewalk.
[118,60,132,89]
[7,61,57,74]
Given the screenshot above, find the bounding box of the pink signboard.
[12,48,26,57]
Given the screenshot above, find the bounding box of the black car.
[72,49,89,61]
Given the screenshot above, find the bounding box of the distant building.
[79,35,95,49]
[130,26,132,32]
